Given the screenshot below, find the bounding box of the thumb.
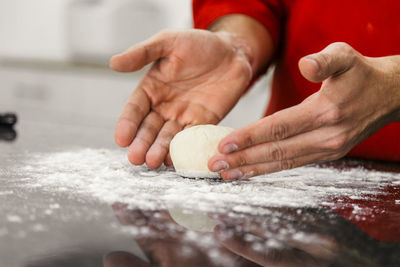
[109,30,176,72]
[298,42,357,83]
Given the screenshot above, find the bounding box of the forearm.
[209,14,274,76]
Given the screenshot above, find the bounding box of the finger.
[164,153,173,167]
[115,88,151,147]
[109,30,176,72]
[112,204,144,225]
[238,221,337,260]
[213,224,267,266]
[220,151,328,181]
[214,122,351,175]
[218,102,319,154]
[285,236,337,261]
[127,112,164,165]
[214,225,314,266]
[146,121,183,169]
[299,42,358,83]
[210,132,320,172]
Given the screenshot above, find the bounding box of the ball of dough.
[169,124,234,178]
[168,207,217,232]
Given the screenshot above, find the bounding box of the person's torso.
[267,0,400,161]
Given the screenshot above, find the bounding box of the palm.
[110,30,252,168]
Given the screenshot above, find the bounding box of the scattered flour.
[3,149,398,267]
[0,191,14,196]
[16,148,399,216]
[6,215,22,223]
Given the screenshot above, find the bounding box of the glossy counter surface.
[1,64,399,267]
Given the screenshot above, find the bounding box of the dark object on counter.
[0,112,17,126]
[0,113,18,141]
[0,125,17,141]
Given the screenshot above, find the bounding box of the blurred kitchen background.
[0,0,271,132]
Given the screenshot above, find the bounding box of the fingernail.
[211,161,229,172]
[225,169,243,180]
[306,57,321,75]
[222,143,238,154]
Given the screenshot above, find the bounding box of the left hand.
[209,42,400,180]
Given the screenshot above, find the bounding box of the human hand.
[110,29,253,168]
[209,42,400,180]
[108,203,259,267]
[212,209,381,267]
[214,223,337,267]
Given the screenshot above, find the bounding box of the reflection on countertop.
[0,125,17,142]
[102,159,400,267]
[108,196,400,267]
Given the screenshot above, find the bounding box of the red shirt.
[193,0,400,162]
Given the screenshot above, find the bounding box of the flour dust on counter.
[15,148,400,218]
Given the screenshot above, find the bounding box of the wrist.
[378,55,400,122]
[389,56,400,121]
[214,31,255,73]
[208,14,274,75]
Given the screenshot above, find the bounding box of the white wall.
[155,0,192,29]
[0,0,192,62]
[0,0,70,61]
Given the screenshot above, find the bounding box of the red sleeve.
[192,0,284,48]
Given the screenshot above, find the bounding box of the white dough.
[168,207,217,232]
[169,125,234,178]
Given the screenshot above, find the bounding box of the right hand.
[108,204,259,267]
[110,29,253,168]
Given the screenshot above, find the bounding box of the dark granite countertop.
[1,64,399,267]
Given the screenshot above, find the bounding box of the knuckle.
[320,42,357,74]
[143,45,150,63]
[136,135,152,146]
[270,119,288,140]
[333,42,358,63]
[332,42,352,52]
[235,151,249,166]
[126,102,145,118]
[158,130,175,144]
[317,52,331,70]
[141,121,158,135]
[320,105,343,125]
[242,132,256,147]
[279,159,295,171]
[268,143,285,161]
[325,135,347,151]
[153,138,169,152]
